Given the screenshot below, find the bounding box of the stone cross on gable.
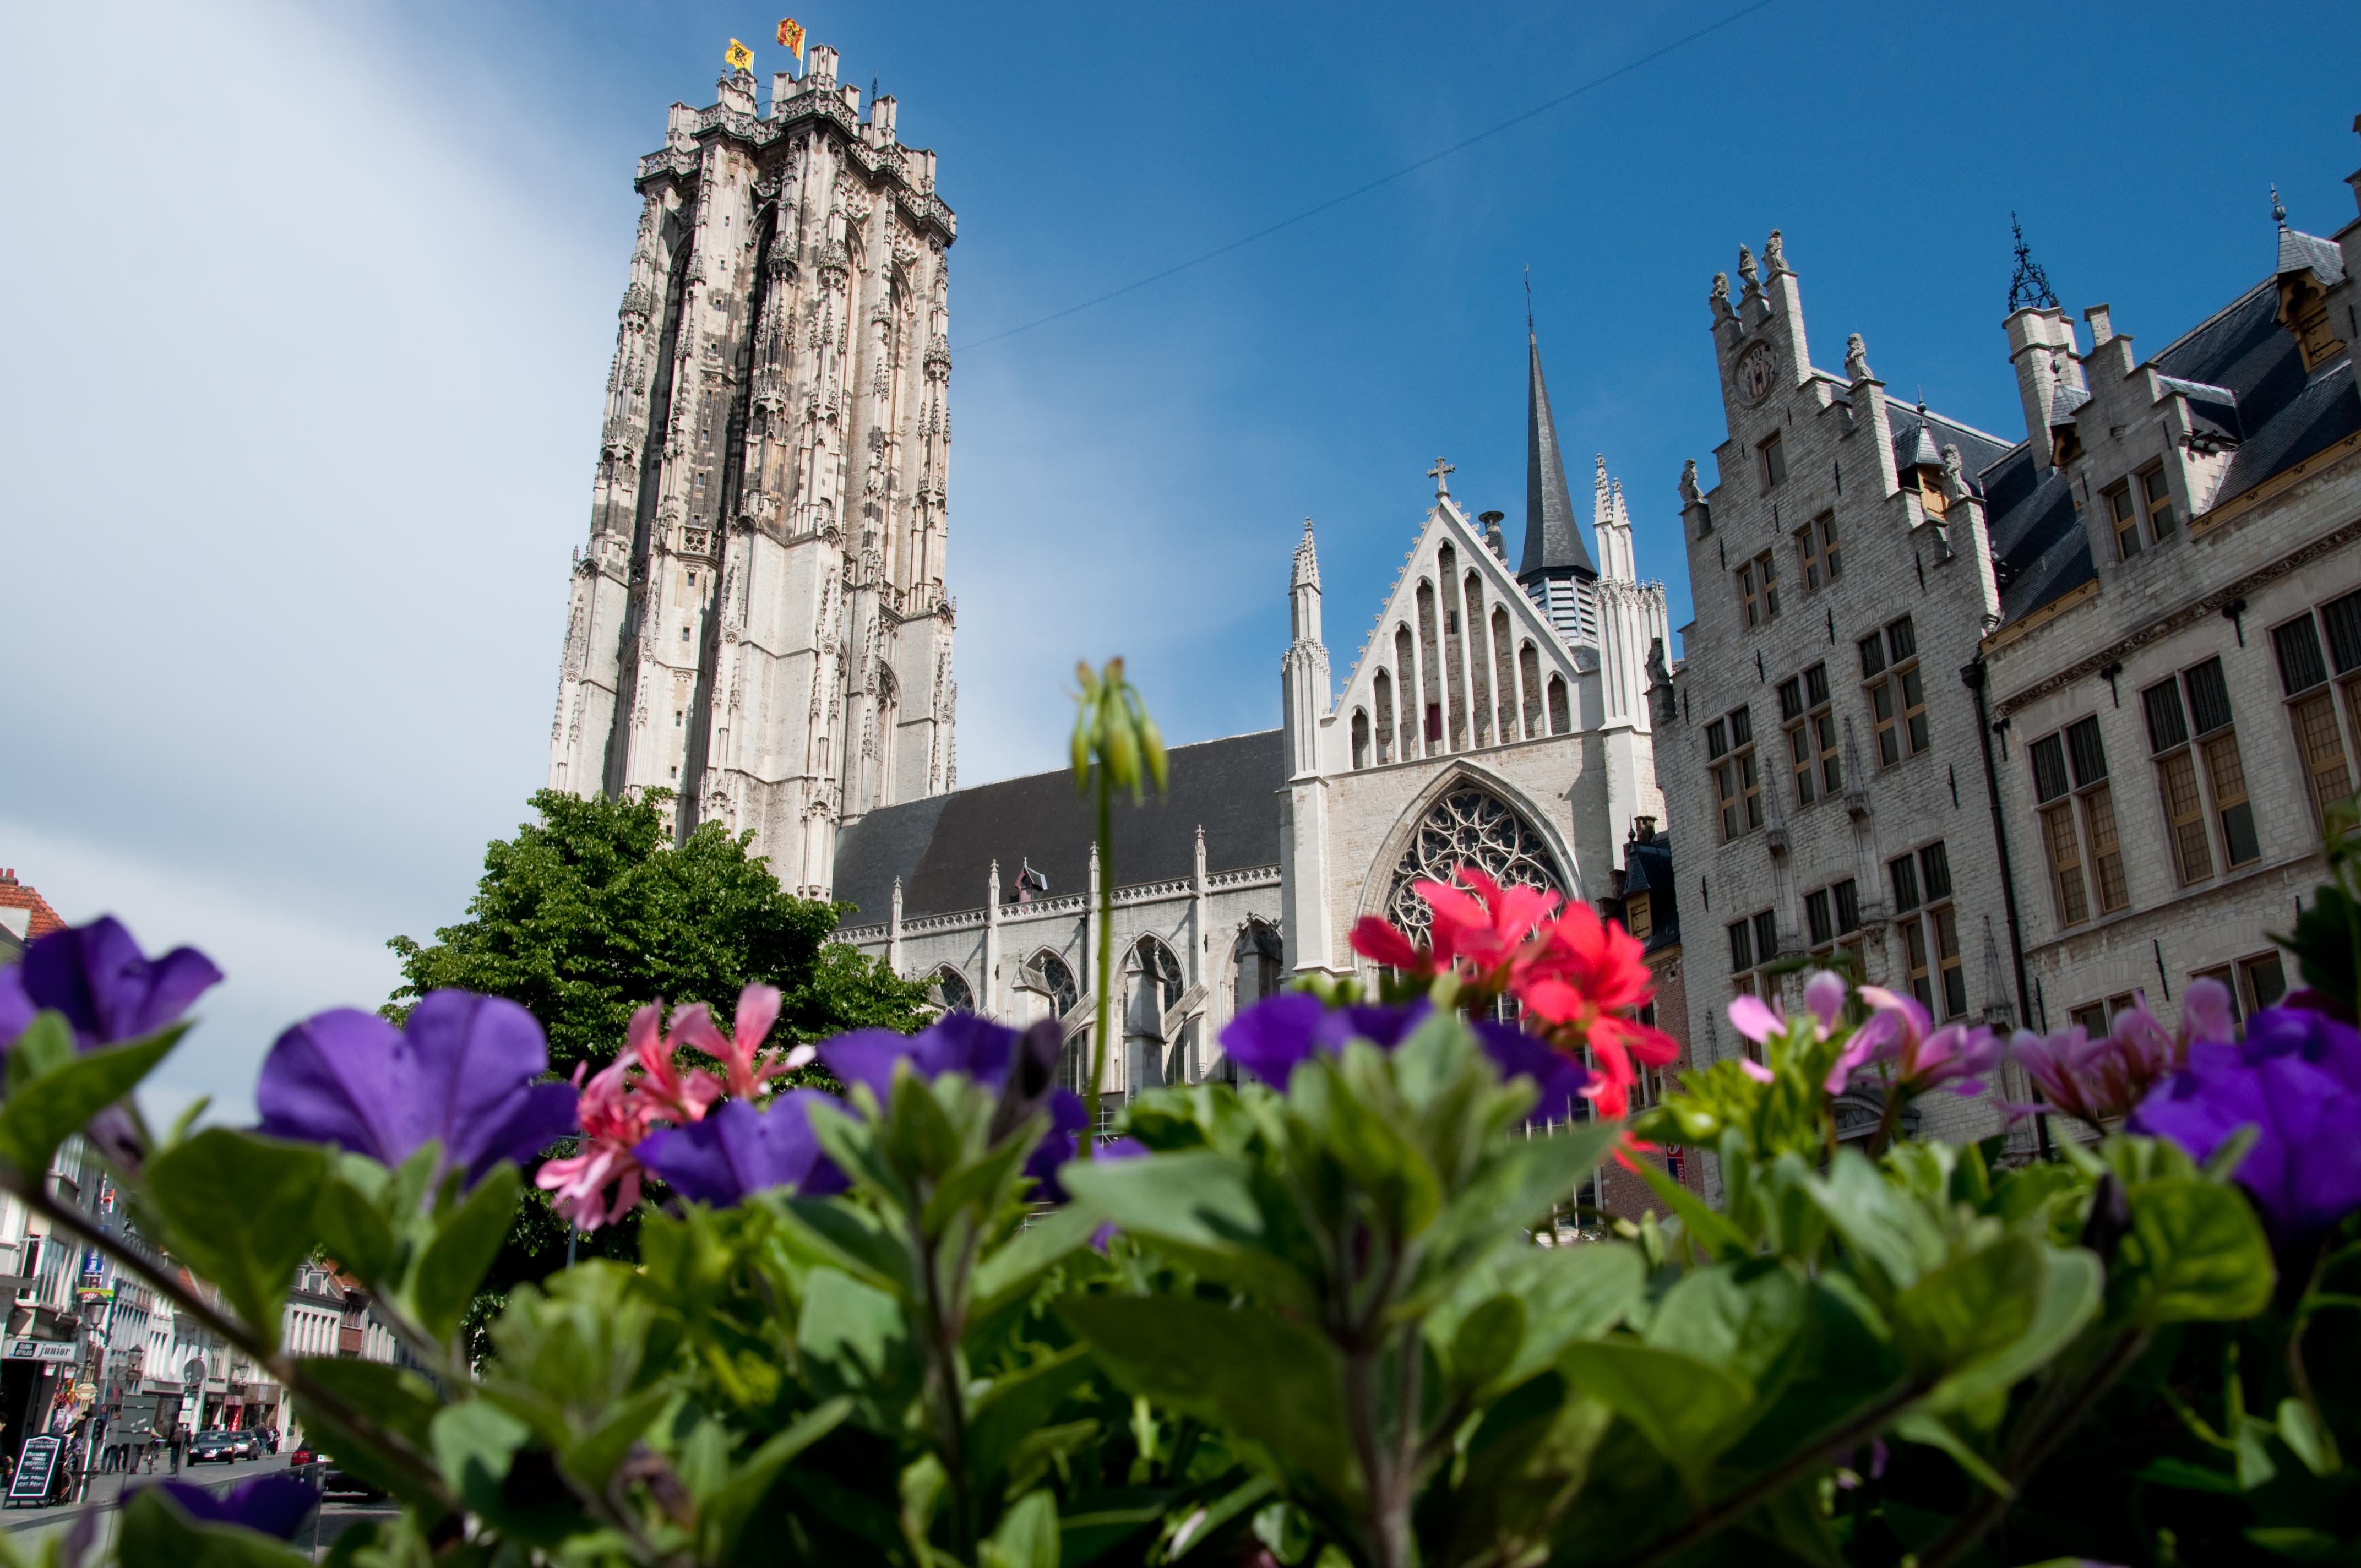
[1427,456,1454,498]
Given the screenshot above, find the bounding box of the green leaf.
[1646,1259,1809,1391]
[970,1202,1101,1327]
[782,1194,916,1298]
[1804,1148,1946,1293]
[799,1266,921,1413]
[982,1489,1062,1568]
[1557,1340,1754,1488]
[3,1013,74,1091]
[1059,1294,1358,1501]
[1481,1243,1644,1391]
[1058,1150,1315,1310]
[145,1129,329,1347]
[2116,1177,2275,1324]
[559,1381,676,1492]
[1915,1245,2101,1414]
[1449,1295,1526,1392]
[288,1355,445,1508]
[413,1164,521,1343]
[117,1485,315,1568]
[2131,1456,2244,1494]
[1891,1411,2012,1496]
[431,1398,531,1510]
[311,1169,400,1288]
[2277,1396,2342,1477]
[1630,1152,1751,1259]
[697,1396,854,1562]
[969,1345,1100,1487]
[1418,1119,1620,1287]
[0,1022,183,1177]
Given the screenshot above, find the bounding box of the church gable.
[1334,495,1584,771]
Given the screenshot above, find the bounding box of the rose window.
[1381,787,1564,939]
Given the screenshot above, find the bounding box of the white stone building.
[831,331,1668,1099]
[1657,127,2361,1139]
[548,46,958,899]
[1982,161,2361,1036]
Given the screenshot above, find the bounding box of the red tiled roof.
[0,870,65,941]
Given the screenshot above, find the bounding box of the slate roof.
[1987,277,2360,623]
[830,729,1287,924]
[1619,835,1679,955]
[1519,333,1597,580]
[2279,225,2347,288]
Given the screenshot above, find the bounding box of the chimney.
[2004,307,2079,473]
[2084,303,2113,345]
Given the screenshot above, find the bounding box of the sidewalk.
[2,1454,295,1534]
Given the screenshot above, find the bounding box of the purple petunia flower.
[1218,994,1589,1114]
[635,1091,846,1204]
[140,1472,318,1539]
[255,990,578,1189]
[0,917,222,1053]
[819,1012,1093,1197]
[2132,1004,2361,1239]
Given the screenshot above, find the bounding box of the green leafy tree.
[388,788,931,1291]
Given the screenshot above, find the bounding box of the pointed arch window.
[1125,937,1191,1092]
[1380,786,1564,940]
[929,965,974,1014]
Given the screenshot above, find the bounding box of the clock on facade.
[1737,342,1775,404]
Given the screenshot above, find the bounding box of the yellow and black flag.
[724,37,754,72]
[776,18,806,62]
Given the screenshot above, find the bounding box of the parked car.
[315,1457,384,1500]
[187,1429,260,1463]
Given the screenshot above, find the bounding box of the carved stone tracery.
[1381,786,1563,939]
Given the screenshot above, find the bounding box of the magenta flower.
[2133,1004,2361,1239]
[255,991,578,1189]
[139,1473,317,1538]
[635,1091,845,1205]
[1846,987,2002,1096]
[2008,980,2229,1133]
[0,917,221,1052]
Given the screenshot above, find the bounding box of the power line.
[952,0,1783,354]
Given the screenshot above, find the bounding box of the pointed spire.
[2007,213,2058,313]
[1291,517,1320,592]
[1519,328,1596,580]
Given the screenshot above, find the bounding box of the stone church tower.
[547,46,958,896]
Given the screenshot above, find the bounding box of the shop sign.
[3,1341,75,1363]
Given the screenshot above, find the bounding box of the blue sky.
[3,0,2356,1115]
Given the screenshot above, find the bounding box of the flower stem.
[0,1168,452,1508]
[1083,765,1114,1158]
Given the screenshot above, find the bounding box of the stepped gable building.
[1655,232,2022,1149]
[1982,154,2361,1036]
[831,331,1673,1105]
[1656,123,2361,1150]
[547,46,959,899]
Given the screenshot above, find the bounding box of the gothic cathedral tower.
[547,46,958,897]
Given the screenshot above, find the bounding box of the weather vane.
[2007,212,2057,313]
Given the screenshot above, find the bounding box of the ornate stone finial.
[1427,455,1454,498]
[1845,332,1873,382]
[1291,518,1321,592]
[2271,182,2287,226]
[1710,270,1730,307]
[1679,458,1704,507]
[1762,229,1786,274]
[1737,244,1759,288]
[2008,212,2058,313]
